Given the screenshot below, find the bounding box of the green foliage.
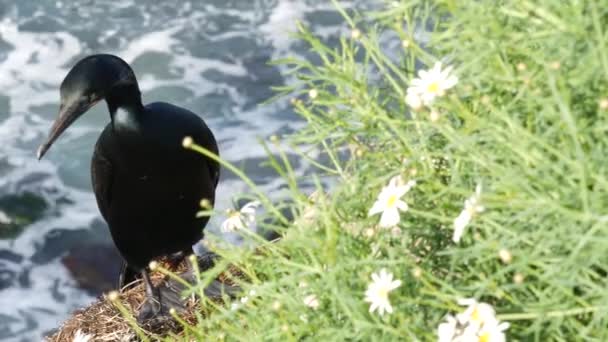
[179,1,608,340]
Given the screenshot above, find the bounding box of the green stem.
[499,306,603,321]
[186,142,289,226]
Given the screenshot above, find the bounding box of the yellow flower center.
[471,306,481,322]
[386,195,397,207]
[478,331,490,342]
[427,82,440,94]
[377,287,388,299]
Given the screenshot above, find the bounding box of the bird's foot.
[137,285,185,326]
[137,297,169,326]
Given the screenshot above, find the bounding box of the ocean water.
[0,0,381,340]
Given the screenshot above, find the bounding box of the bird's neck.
[107,83,144,131]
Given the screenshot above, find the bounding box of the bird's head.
[37,54,138,160]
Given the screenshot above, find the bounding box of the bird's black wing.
[91,141,113,221]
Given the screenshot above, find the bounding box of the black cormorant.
[37,54,219,321]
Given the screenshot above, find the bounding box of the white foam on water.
[119,26,182,64]
[0,165,103,342]
[260,0,308,50]
[0,18,82,113]
[0,260,93,341]
[0,115,38,146]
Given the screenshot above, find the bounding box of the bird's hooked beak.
[37,96,100,160]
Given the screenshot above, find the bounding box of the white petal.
[220,216,245,233]
[453,211,471,243]
[420,91,437,105]
[379,208,400,227]
[406,96,422,106]
[432,61,443,73]
[368,200,385,216]
[240,200,261,215]
[475,183,482,196]
[394,185,410,198]
[240,207,255,216]
[452,224,464,243]
[371,272,381,283]
[437,317,457,342]
[236,217,246,230]
[457,298,476,306]
[383,269,393,282]
[476,302,497,319]
[498,322,510,331]
[456,306,475,325]
[220,219,235,233]
[406,92,422,110]
[243,213,256,224]
[395,200,409,212]
[243,200,261,210]
[459,324,480,340]
[443,75,458,89]
[411,78,424,87]
[390,279,402,290]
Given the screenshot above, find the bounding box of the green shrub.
[181,1,608,340]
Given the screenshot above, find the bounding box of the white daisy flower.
[405,89,423,110]
[437,298,509,342]
[437,314,457,342]
[438,299,509,342]
[364,268,402,316]
[457,325,480,342]
[368,175,416,228]
[220,200,261,233]
[456,298,497,328]
[303,294,320,309]
[455,318,509,342]
[408,62,458,106]
[453,184,484,243]
[72,329,92,342]
[477,320,510,342]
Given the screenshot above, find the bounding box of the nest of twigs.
[47,253,244,341]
